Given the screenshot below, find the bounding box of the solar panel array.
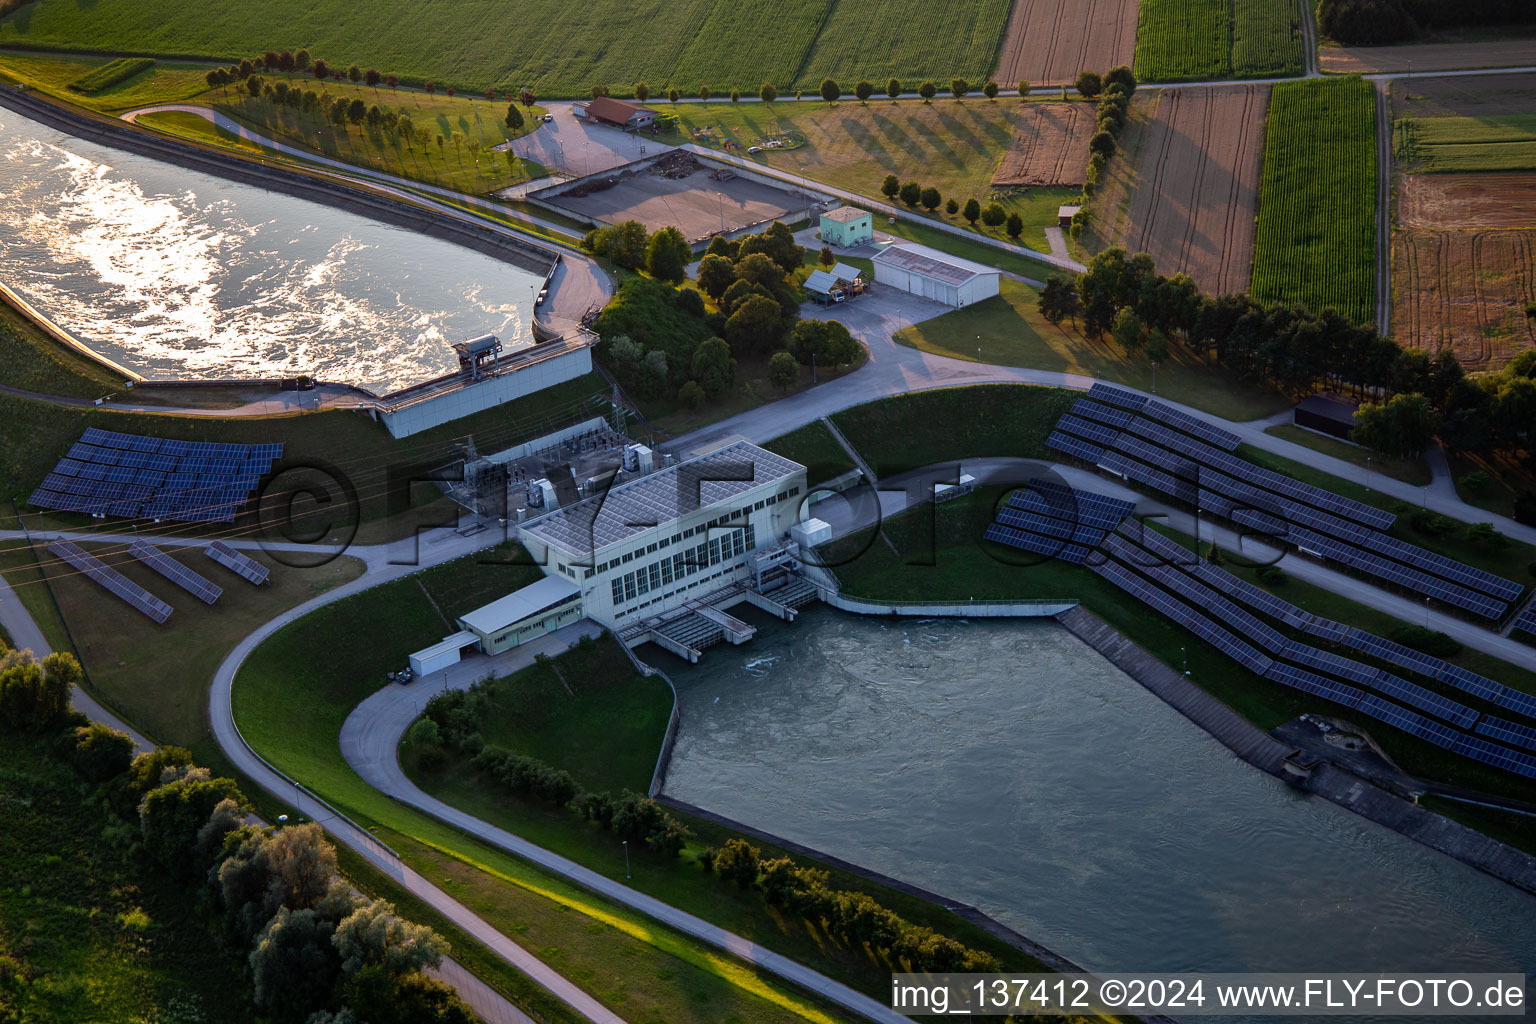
[1513,606,1536,640]
[205,540,270,585]
[1051,401,1526,618]
[129,541,222,605]
[1087,384,1243,450]
[27,429,283,524]
[988,494,1536,780]
[48,540,173,624]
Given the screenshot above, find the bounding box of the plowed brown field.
[1321,39,1536,74]
[1392,230,1536,368]
[992,103,1097,186]
[995,0,1138,90]
[1117,84,1268,295]
[1400,174,1536,230]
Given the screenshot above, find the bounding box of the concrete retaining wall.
[824,592,1077,618]
[377,345,593,438]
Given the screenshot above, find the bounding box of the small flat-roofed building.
[820,205,873,247]
[1294,393,1360,441]
[870,242,1001,308]
[572,96,658,129]
[407,575,583,676]
[519,440,806,627]
[1058,205,1082,229]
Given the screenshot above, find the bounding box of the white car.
[747,146,763,154]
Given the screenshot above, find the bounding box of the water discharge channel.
[0,107,544,395]
[660,608,1536,1008]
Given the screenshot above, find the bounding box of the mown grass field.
[890,278,1294,422]
[671,99,1078,254]
[1134,0,1304,81]
[0,734,256,1022]
[762,420,856,483]
[0,295,123,399]
[0,0,1011,98]
[1251,76,1376,323]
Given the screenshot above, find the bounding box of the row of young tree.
[411,669,694,857]
[876,175,1029,238]
[0,647,470,1023]
[404,656,1003,974]
[1039,247,1536,467]
[585,221,860,410]
[206,48,543,119]
[598,73,1108,106]
[702,838,1001,973]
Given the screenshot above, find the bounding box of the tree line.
[584,220,860,410]
[0,648,471,1023]
[404,653,1003,976]
[1040,248,1536,493]
[411,669,695,858]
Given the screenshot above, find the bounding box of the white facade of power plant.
[518,441,807,628]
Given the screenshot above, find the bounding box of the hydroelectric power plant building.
[409,441,822,671]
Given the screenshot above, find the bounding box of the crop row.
[1134,0,1303,82]
[1250,76,1377,324]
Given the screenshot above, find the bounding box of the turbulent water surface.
[661,609,1536,1003]
[0,108,542,394]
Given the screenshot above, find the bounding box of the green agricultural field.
[671,99,1076,254]
[1134,0,1304,81]
[1251,76,1376,324]
[1396,113,1536,172]
[0,0,1009,99]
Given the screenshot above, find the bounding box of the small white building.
[518,441,807,628]
[870,242,1001,308]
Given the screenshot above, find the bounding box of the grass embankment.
[231,552,860,1024]
[673,98,1076,254]
[827,384,1077,478]
[23,539,364,753]
[0,733,255,1021]
[66,55,155,93]
[0,293,123,399]
[1264,424,1430,485]
[401,638,1059,1005]
[892,278,1293,422]
[762,420,857,483]
[0,0,1009,97]
[208,79,548,195]
[1133,0,1304,81]
[0,371,611,529]
[1251,76,1377,325]
[0,50,216,111]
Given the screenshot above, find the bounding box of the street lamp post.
[1152,361,1158,395]
[1181,647,1189,677]
[622,840,630,880]
[1425,596,1431,629]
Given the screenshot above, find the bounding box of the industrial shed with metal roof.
[870,242,1001,308]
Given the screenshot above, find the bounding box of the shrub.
[71,723,134,784]
[819,77,840,103]
[715,838,761,889]
[1458,470,1490,494]
[855,80,874,102]
[919,186,941,211]
[1017,80,1031,98]
[983,80,999,100]
[945,198,959,216]
[1388,625,1462,658]
[1465,522,1508,552]
[918,81,937,101]
[768,351,800,389]
[1408,509,1457,536]
[1074,70,1102,98]
[899,181,921,206]
[886,78,901,100]
[980,203,1006,228]
[880,174,900,201]
[1255,565,1287,586]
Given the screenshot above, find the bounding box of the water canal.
[0,107,543,395]
[661,609,1536,997]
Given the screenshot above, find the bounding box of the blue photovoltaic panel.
[105,466,136,484]
[206,540,270,585]
[80,427,112,446]
[1355,694,1460,749]
[1452,735,1536,779]
[130,541,222,605]
[1476,716,1536,753]
[1087,383,1149,411]
[47,539,172,624]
